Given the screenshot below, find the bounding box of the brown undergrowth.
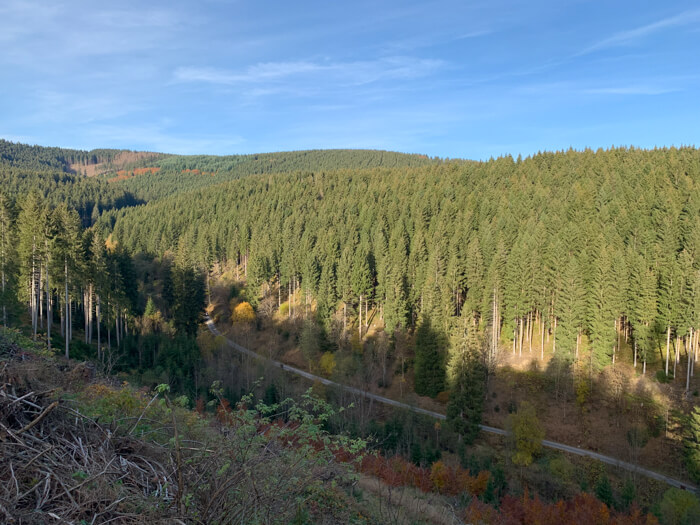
[0,332,373,524]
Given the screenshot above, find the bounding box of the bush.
[658,488,700,525]
[279,302,289,317]
[506,401,544,466]
[548,456,575,482]
[656,370,671,383]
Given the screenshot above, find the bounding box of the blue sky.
[1,0,698,159]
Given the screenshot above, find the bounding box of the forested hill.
[0,140,146,223]
[107,148,440,201]
[0,139,162,175]
[102,146,700,374]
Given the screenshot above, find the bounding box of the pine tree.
[0,193,17,328]
[446,315,486,443]
[413,316,446,398]
[17,192,47,341]
[52,205,82,358]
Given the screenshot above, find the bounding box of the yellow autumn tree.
[231,301,255,325]
[319,352,336,377]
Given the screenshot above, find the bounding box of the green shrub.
[548,456,575,482]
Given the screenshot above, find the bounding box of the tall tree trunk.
[365,297,368,328]
[46,263,50,351]
[576,330,580,360]
[65,260,70,359]
[39,265,43,330]
[96,294,101,362]
[541,317,545,360]
[518,316,523,357]
[359,294,362,340]
[673,336,679,378]
[692,330,697,377]
[1,258,5,329]
[687,333,692,393]
[32,244,37,341]
[666,325,671,376]
[84,289,88,343]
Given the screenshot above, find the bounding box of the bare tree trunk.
[692,329,697,377]
[359,294,362,340]
[665,325,671,376]
[39,265,43,330]
[365,297,368,328]
[96,294,101,362]
[687,334,692,393]
[576,330,580,360]
[46,263,51,351]
[518,316,523,357]
[673,336,679,378]
[84,289,88,343]
[1,259,5,329]
[32,246,37,341]
[541,317,545,360]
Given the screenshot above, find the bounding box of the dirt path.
[205,315,697,493]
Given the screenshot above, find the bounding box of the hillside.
[2,140,700,522]
[0,327,669,524]
[0,139,163,176]
[106,148,440,202]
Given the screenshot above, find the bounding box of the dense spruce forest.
[105,148,439,202]
[104,146,700,384]
[0,140,145,223]
[4,139,700,523]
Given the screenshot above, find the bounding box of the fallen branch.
[17,401,59,435]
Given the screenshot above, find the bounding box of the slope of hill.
[107,148,441,201]
[0,139,162,176]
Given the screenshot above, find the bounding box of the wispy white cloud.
[174,56,445,90]
[580,8,700,55]
[0,0,190,65]
[382,29,491,53]
[517,80,682,98]
[582,86,679,96]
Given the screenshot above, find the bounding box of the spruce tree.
[446,316,486,443]
[413,316,445,397]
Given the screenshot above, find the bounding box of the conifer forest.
[2,138,700,523]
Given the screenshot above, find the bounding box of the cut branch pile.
[0,362,174,524]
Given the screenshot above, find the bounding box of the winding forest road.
[205,315,697,493]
